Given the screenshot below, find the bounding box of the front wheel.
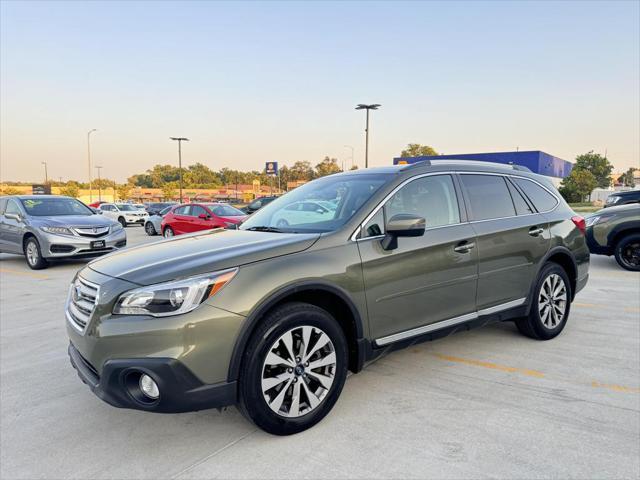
[24,237,48,270]
[118,217,127,228]
[238,302,348,435]
[614,233,640,271]
[516,263,571,340]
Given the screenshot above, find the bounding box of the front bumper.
[123,215,148,225]
[68,342,237,413]
[585,228,611,255]
[40,229,127,259]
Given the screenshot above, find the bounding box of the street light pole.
[344,145,354,169]
[87,129,97,202]
[355,104,380,168]
[170,137,189,203]
[95,166,103,201]
[41,162,48,184]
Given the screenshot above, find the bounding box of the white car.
[271,200,336,227]
[99,203,149,228]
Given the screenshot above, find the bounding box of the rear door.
[358,174,478,344]
[458,173,550,312]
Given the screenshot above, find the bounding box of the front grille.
[73,226,110,238]
[66,276,99,333]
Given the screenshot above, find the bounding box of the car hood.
[88,228,320,285]
[29,215,116,227]
[590,203,640,216]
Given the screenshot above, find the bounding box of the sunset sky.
[1,0,638,183]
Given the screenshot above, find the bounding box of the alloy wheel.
[538,273,567,329]
[26,241,39,266]
[621,241,640,269]
[261,325,336,418]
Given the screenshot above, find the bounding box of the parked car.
[98,203,149,227]
[586,203,640,271]
[144,206,173,236]
[66,161,589,435]
[604,190,640,208]
[271,200,337,228]
[0,195,126,269]
[161,203,247,237]
[245,196,278,214]
[133,204,146,210]
[145,202,177,216]
[88,200,107,209]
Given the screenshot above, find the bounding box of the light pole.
[355,104,380,168]
[41,162,48,184]
[87,129,97,202]
[95,166,103,201]
[344,145,354,169]
[170,137,189,203]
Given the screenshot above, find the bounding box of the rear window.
[512,178,558,212]
[460,175,516,221]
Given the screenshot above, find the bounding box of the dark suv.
[66,161,589,435]
[604,190,640,208]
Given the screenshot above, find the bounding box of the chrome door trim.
[373,297,527,347]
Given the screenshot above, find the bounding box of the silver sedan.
[0,195,126,269]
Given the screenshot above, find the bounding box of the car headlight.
[607,196,621,204]
[41,226,74,236]
[585,215,611,227]
[111,223,124,233]
[113,268,238,317]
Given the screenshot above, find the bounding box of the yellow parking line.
[573,302,601,308]
[591,381,640,394]
[0,268,49,280]
[433,353,545,378]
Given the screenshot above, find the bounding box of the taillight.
[571,215,586,235]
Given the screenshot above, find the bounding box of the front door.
[357,174,478,345]
[0,199,25,254]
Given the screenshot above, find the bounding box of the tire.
[614,233,640,271]
[118,217,127,228]
[163,226,174,238]
[516,262,571,340]
[238,302,348,435]
[24,237,48,270]
[145,222,157,236]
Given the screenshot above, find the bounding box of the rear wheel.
[163,226,174,238]
[516,263,571,340]
[145,222,157,236]
[24,237,48,270]
[614,233,640,271]
[118,217,127,228]
[238,302,348,435]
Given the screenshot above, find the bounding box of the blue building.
[393,150,573,183]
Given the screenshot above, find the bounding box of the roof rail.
[399,160,431,170]
[400,159,532,173]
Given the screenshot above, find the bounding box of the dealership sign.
[265,162,278,176]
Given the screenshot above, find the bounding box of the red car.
[161,203,247,238]
[88,200,107,208]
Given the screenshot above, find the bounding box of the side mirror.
[5,213,21,222]
[381,214,426,251]
[198,213,210,220]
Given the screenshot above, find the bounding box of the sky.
[1,0,639,183]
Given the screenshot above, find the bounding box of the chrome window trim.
[374,297,526,346]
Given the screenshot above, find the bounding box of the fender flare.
[607,221,640,246]
[525,246,578,312]
[227,280,365,382]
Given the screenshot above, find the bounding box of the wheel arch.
[21,230,38,251]
[227,281,367,383]
[608,223,640,248]
[529,247,578,306]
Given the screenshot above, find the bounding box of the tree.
[400,144,438,158]
[184,163,219,187]
[315,157,342,177]
[289,161,314,181]
[59,182,80,198]
[559,168,597,203]
[116,184,132,201]
[350,165,359,171]
[0,185,20,195]
[617,168,637,188]
[161,182,178,201]
[574,151,613,189]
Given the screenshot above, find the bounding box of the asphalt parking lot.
[1,226,639,479]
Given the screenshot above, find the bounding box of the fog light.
[139,374,159,399]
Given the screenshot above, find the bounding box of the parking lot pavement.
[1,227,639,479]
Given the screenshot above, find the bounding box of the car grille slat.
[66,277,99,334]
[73,226,110,238]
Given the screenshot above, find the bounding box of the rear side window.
[460,175,516,221]
[506,179,535,215]
[512,178,558,212]
[190,206,207,217]
[174,206,190,215]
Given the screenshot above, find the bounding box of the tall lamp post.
[170,137,189,203]
[344,145,354,169]
[41,162,48,184]
[87,129,97,202]
[355,104,380,168]
[95,166,103,201]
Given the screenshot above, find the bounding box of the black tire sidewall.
[118,217,127,228]
[239,303,348,436]
[163,227,173,238]
[529,263,572,339]
[614,234,640,271]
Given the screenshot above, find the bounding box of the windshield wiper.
[245,226,285,233]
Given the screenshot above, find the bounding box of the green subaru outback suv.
[67,161,589,435]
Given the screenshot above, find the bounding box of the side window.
[506,179,535,215]
[460,175,516,221]
[384,175,460,228]
[0,198,7,214]
[6,199,21,215]
[512,178,559,212]
[191,206,207,217]
[362,209,385,238]
[174,206,188,215]
[250,200,262,209]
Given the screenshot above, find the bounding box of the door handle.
[454,242,475,253]
[529,227,544,237]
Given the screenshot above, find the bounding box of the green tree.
[116,184,132,201]
[350,165,359,171]
[559,168,597,203]
[289,161,314,181]
[128,173,154,188]
[617,168,637,188]
[400,144,438,158]
[315,157,342,177]
[574,151,613,189]
[161,182,178,201]
[1,185,21,195]
[59,182,80,198]
[184,163,219,187]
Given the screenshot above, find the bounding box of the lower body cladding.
[42,230,127,259]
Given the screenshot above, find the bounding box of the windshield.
[20,197,93,216]
[116,204,138,211]
[207,204,246,217]
[240,174,389,233]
